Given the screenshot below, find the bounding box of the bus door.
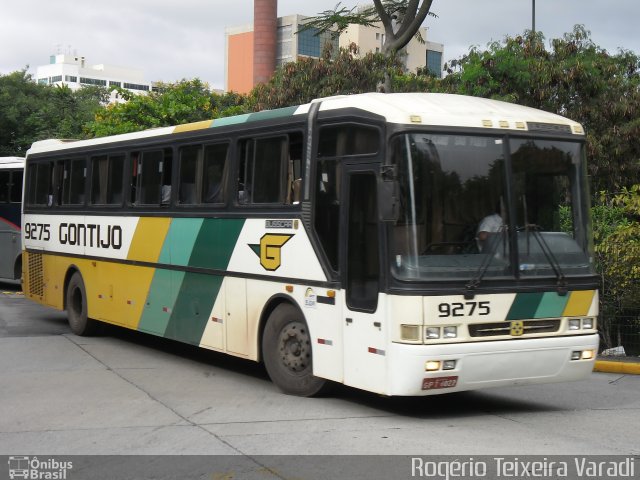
[340,164,387,393]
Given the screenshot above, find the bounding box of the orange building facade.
[226,30,254,94]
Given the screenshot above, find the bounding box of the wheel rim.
[278,322,311,374]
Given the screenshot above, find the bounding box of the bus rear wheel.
[66,272,99,336]
[262,303,327,397]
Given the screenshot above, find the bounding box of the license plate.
[422,376,458,390]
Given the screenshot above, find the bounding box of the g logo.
[249,234,294,271]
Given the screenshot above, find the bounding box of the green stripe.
[247,106,299,122]
[138,270,185,335]
[506,292,544,320]
[140,217,245,342]
[212,114,251,127]
[188,218,245,269]
[158,218,204,266]
[534,292,570,318]
[164,273,223,345]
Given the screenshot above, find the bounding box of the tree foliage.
[301,1,436,91]
[303,1,434,55]
[251,44,402,110]
[437,26,640,192]
[0,70,107,155]
[86,79,249,137]
[595,186,640,308]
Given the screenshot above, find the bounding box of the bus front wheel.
[66,272,99,336]
[262,303,327,397]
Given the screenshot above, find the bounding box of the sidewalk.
[594,356,640,375]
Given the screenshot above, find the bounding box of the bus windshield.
[389,133,593,282]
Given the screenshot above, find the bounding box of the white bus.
[22,93,599,396]
[0,157,24,282]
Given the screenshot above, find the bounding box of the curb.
[594,360,640,375]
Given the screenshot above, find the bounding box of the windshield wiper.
[520,224,568,296]
[464,226,508,299]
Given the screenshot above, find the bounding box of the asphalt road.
[0,281,638,478]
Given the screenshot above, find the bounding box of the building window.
[109,81,122,87]
[124,82,150,91]
[50,75,62,83]
[38,78,48,85]
[297,27,321,57]
[426,50,443,77]
[65,75,78,83]
[80,77,107,86]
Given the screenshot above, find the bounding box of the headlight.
[425,360,441,371]
[426,327,440,339]
[443,326,457,338]
[568,319,581,330]
[581,350,595,360]
[401,325,420,341]
[582,318,594,329]
[443,360,457,370]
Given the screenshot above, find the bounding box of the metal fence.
[599,307,640,357]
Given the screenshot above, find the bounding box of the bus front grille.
[469,319,561,337]
[27,253,44,297]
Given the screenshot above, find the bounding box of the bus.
[0,157,24,282]
[21,93,599,396]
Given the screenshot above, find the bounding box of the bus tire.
[66,272,99,336]
[262,303,327,397]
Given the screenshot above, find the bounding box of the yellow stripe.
[173,120,213,133]
[127,217,171,263]
[563,290,595,316]
[88,261,155,330]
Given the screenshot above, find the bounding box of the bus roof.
[27,93,584,156]
[0,157,25,168]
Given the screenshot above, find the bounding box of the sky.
[1,1,639,91]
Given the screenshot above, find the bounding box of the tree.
[86,79,250,137]
[251,43,402,110]
[593,186,640,350]
[438,26,640,193]
[0,70,107,156]
[301,1,436,91]
[0,70,45,156]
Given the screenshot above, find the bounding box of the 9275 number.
[438,301,490,317]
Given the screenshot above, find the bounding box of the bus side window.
[27,161,54,206]
[237,133,301,205]
[317,124,380,157]
[287,132,303,205]
[178,145,201,205]
[61,158,86,205]
[92,154,125,205]
[10,171,23,204]
[91,155,108,204]
[0,171,8,202]
[130,152,139,204]
[314,159,341,271]
[202,143,228,204]
[161,148,172,205]
[107,155,125,204]
[135,148,172,206]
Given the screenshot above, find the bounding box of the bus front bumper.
[386,333,599,396]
